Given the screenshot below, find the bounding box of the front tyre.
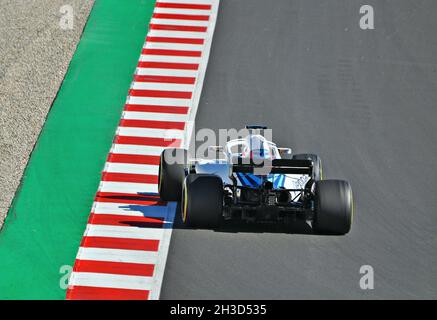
[182,174,223,228]
[313,180,353,235]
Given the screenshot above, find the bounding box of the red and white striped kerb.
[66,0,219,300]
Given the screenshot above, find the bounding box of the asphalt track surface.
[161,0,437,299]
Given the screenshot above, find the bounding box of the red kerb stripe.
[134,74,196,84]
[73,259,155,277]
[88,213,164,227]
[138,61,199,70]
[96,192,160,200]
[101,172,158,184]
[149,24,207,32]
[107,153,160,165]
[156,2,211,10]
[153,13,209,21]
[114,135,181,147]
[81,236,160,251]
[129,89,192,99]
[124,104,189,114]
[95,192,165,205]
[146,36,204,45]
[142,48,201,57]
[66,286,149,300]
[120,119,185,130]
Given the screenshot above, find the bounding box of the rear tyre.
[182,174,223,228]
[293,153,323,181]
[313,180,353,235]
[158,148,187,201]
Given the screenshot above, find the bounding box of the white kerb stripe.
[150,18,210,27]
[131,81,194,92]
[85,224,164,240]
[122,111,188,122]
[127,96,191,107]
[69,272,153,291]
[156,0,213,4]
[139,54,200,64]
[93,202,170,218]
[104,162,158,175]
[110,144,166,156]
[144,41,203,51]
[136,67,198,78]
[153,8,211,15]
[148,30,207,39]
[116,127,185,139]
[99,181,158,194]
[78,247,158,264]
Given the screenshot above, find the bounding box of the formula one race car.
[158,126,354,235]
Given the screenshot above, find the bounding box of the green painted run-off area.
[0,0,155,299]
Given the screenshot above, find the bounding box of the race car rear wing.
[231,159,313,175]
